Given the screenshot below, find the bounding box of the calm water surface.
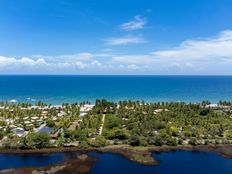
[0,151,232,174]
[88,151,232,174]
[0,153,65,170]
[0,152,79,170]
[0,75,232,104]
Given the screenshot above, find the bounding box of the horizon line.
[0,74,232,76]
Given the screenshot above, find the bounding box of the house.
[57,110,66,118]
[23,117,29,121]
[6,118,14,125]
[80,104,94,116]
[205,104,218,108]
[24,121,34,130]
[9,124,17,129]
[41,110,48,117]
[64,141,79,147]
[31,116,39,121]
[13,127,26,137]
[37,119,44,126]
[122,118,128,121]
[52,117,58,121]
[50,131,59,139]
[154,109,169,114]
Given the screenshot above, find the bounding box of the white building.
[13,127,26,137]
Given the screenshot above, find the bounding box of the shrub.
[149,136,163,146]
[189,137,197,145]
[46,119,55,127]
[166,137,178,146]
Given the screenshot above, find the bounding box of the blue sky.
[0,0,232,74]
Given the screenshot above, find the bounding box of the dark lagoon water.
[0,151,232,173]
[88,151,232,174]
[1,75,232,104]
[0,152,79,170]
[0,153,66,170]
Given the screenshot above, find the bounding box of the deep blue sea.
[0,75,232,104]
[0,151,232,174]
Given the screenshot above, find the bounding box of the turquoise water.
[0,151,232,173]
[0,75,232,104]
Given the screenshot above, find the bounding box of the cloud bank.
[153,30,232,61]
[1,30,232,74]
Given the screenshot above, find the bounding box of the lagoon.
[0,151,232,174]
[89,151,232,174]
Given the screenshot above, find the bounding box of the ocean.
[0,75,232,104]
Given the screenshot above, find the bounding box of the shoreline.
[0,154,97,174]
[1,144,232,165]
[1,144,232,174]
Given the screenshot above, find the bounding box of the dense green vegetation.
[21,132,51,149]
[1,99,232,149]
[76,100,232,147]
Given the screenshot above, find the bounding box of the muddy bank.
[97,145,159,165]
[0,154,96,174]
[95,144,232,165]
[0,146,158,165]
[0,147,81,154]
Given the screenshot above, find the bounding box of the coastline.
[0,154,96,174]
[97,144,232,164]
[1,144,232,173]
[1,98,232,173]
[1,144,232,165]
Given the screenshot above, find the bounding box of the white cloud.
[112,55,153,64]
[1,30,232,74]
[0,56,16,66]
[127,64,139,70]
[0,56,90,73]
[118,64,124,69]
[75,61,88,69]
[152,30,232,61]
[120,16,146,31]
[108,30,232,74]
[91,60,101,66]
[168,62,195,70]
[34,52,94,62]
[104,36,146,45]
[0,56,47,67]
